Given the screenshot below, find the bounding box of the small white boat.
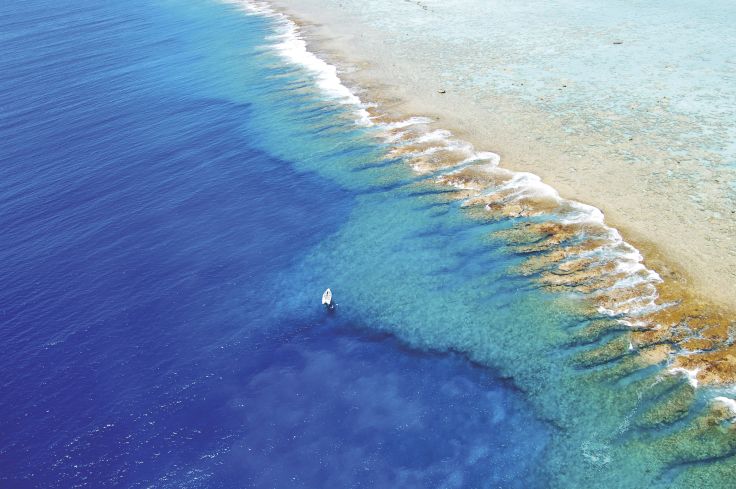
[322,288,332,307]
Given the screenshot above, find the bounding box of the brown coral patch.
[437,166,513,191]
[671,345,736,386]
[407,148,477,173]
[374,111,736,388]
[637,344,673,366]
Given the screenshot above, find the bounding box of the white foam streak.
[560,202,605,226]
[475,152,501,166]
[415,129,453,143]
[713,397,736,419]
[238,0,680,384]
[379,117,433,130]
[232,0,370,124]
[669,367,701,388]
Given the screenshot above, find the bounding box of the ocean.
[1,0,734,488]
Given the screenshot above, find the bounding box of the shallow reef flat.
[237,1,736,486]
[269,0,736,311]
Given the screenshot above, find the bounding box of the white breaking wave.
[713,397,736,419]
[237,0,663,321]
[236,0,721,392]
[229,0,371,124]
[670,367,701,388]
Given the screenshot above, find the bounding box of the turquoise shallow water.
[273,0,736,284]
[1,1,550,486]
[238,2,736,487]
[1,0,735,487]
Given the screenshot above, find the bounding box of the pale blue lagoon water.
[1,0,735,488]
[283,0,736,248]
[320,0,736,167]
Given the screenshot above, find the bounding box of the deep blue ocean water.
[5,1,735,487]
[0,1,552,487]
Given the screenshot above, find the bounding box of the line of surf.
[226,0,735,410]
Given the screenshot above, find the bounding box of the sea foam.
[236,0,735,391]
